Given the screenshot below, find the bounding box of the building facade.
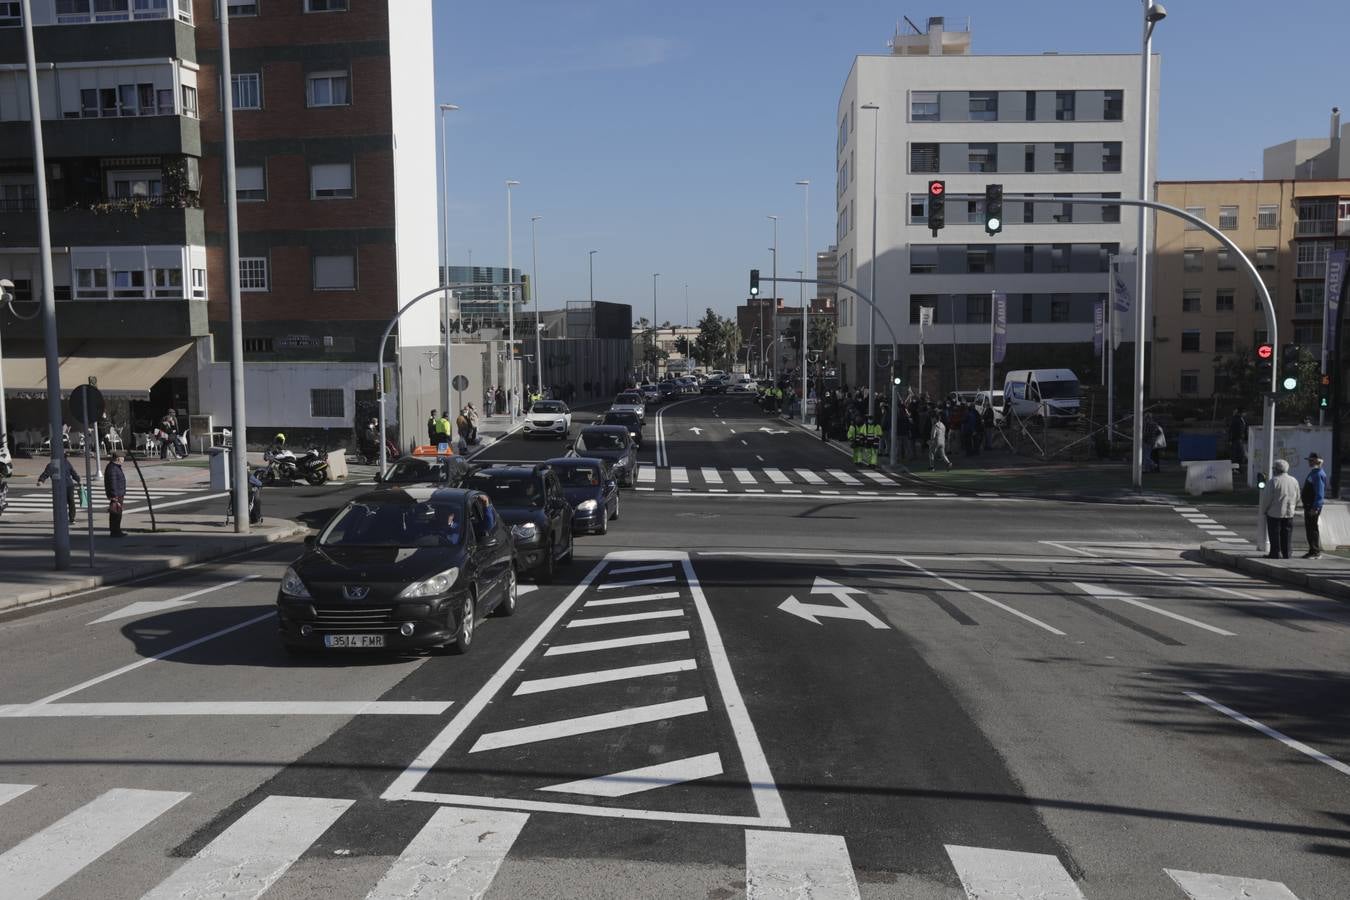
[835,17,1158,397]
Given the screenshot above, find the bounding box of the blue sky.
[433,0,1350,321]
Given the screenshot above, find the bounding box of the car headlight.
[611,457,629,469]
[399,566,459,599]
[576,499,598,512]
[511,522,541,543]
[280,566,311,599]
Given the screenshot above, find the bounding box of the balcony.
[0,17,194,66]
[0,205,203,248]
[1293,303,1324,319]
[1,297,208,341]
[1294,219,1334,236]
[0,114,200,160]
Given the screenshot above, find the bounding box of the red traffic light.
[1256,343,1273,360]
[929,180,945,197]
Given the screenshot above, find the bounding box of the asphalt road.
[0,396,1345,898]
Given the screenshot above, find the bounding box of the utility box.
[208,447,231,492]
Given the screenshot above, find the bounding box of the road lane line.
[701,467,723,484]
[825,469,862,485]
[0,788,190,900]
[729,428,737,434]
[1174,506,1200,512]
[741,439,749,446]
[638,468,656,484]
[566,609,685,628]
[1184,691,1350,777]
[746,830,861,899]
[793,469,825,484]
[670,467,690,484]
[469,697,709,753]
[143,795,351,900]
[899,559,1067,636]
[585,591,682,608]
[0,784,35,807]
[366,806,527,900]
[596,575,678,591]
[945,845,1084,900]
[607,562,672,575]
[762,468,790,484]
[86,573,260,625]
[732,468,756,484]
[125,492,227,515]
[541,752,724,798]
[545,631,692,656]
[1073,582,1236,636]
[1164,868,1301,900]
[514,659,698,695]
[0,701,453,717]
[1123,562,1340,622]
[857,470,894,484]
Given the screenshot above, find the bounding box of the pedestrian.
[38,451,81,524]
[929,414,952,471]
[1228,408,1247,467]
[435,410,453,447]
[1144,415,1165,472]
[495,387,505,415]
[961,403,977,455]
[455,409,471,455]
[465,403,480,444]
[427,410,439,445]
[847,417,866,465]
[982,403,995,451]
[1301,452,1328,559]
[485,388,495,417]
[104,452,127,537]
[1260,458,1299,559]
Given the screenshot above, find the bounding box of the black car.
[601,410,645,447]
[701,377,726,394]
[546,456,619,535]
[465,464,574,582]
[277,487,516,656]
[573,425,640,487]
[377,454,470,487]
[657,381,679,402]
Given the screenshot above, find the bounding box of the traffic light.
[1256,342,1274,382]
[1280,343,1300,393]
[927,180,946,236]
[891,360,903,387]
[749,269,760,297]
[984,183,1003,235]
[1319,371,1332,409]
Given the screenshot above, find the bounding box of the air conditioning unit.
[48,163,62,180]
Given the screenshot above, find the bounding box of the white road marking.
[469,697,709,753]
[607,562,673,576]
[756,454,765,462]
[566,609,685,628]
[825,469,862,485]
[900,559,1067,636]
[762,468,791,484]
[86,574,260,625]
[0,701,452,717]
[596,575,677,591]
[793,469,825,484]
[0,784,35,807]
[729,428,737,434]
[857,470,894,484]
[1217,537,1249,543]
[585,591,682,608]
[0,788,190,900]
[747,488,766,493]
[1073,582,1236,636]
[1165,868,1302,900]
[638,467,656,484]
[544,631,692,656]
[125,492,228,515]
[365,806,527,900]
[665,492,1025,504]
[783,489,802,494]
[670,467,690,484]
[637,486,655,492]
[746,830,861,899]
[945,845,1084,899]
[541,752,724,798]
[701,467,723,484]
[514,659,698,696]
[732,468,756,484]
[741,439,748,446]
[144,795,351,900]
[1174,506,1200,512]
[1185,691,1350,777]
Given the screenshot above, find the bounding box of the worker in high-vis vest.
[862,414,882,466]
[848,418,866,465]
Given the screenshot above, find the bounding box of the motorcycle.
[0,449,11,518]
[154,427,187,460]
[262,446,329,486]
[296,448,330,486]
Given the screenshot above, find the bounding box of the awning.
[1,340,193,400]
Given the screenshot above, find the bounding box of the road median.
[1199,541,1350,602]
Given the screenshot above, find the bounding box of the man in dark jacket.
[1302,452,1329,559]
[104,453,127,537]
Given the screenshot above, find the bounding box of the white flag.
[919,306,934,328]
[1111,255,1136,350]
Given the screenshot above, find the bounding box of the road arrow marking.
[758,427,789,435]
[689,427,704,435]
[1073,582,1235,636]
[778,577,888,629]
[87,574,260,625]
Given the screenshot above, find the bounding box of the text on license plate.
[323,634,386,648]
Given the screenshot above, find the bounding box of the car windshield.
[381,457,461,485]
[1038,380,1080,399]
[555,465,602,487]
[578,430,626,450]
[616,393,642,404]
[466,472,543,507]
[319,500,462,547]
[603,413,639,428]
[531,401,565,413]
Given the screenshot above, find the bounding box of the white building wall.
[197,356,394,433]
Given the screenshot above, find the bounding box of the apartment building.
[1153,179,1350,398]
[834,17,1158,396]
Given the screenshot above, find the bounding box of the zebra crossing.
[638,465,951,497]
[0,780,1306,898]
[0,486,216,519]
[1171,506,1248,544]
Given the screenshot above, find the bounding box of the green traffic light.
[1282,376,1298,391]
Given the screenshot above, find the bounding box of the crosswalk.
[1170,506,1248,544]
[0,780,1306,898]
[1,486,216,518]
[637,465,950,497]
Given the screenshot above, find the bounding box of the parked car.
[638,383,660,403]
[465,464,574,582]
[276,486,517,656]
[610,391,647,422]
[1003,369,1082,423]
[573,425,640,487]
[601,410,645,447]
[546,456,619,535]
[522,400,572,440]
[973,390,1006,426]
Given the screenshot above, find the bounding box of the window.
[1255,247,1277,270]
[235,165,265,201]
[157,88,173,115]
[1295,239,1332,278]
[910,143,939,173]
[1053,143,1073,172]
[1185,206,1205,228]
[1296,198,1335,235]
[1023,197,1036,224]
[0,1,20,26]
[244,337,273,353]
[969,92,997,121]
[1024,143,1036,173]
[0,180,34,211]
[1101,192,1121,223]
[966,247,992,274]
[1054,195,1072,223]
[1050,297,1071,322]
[225,0,257,15]
[1295,282,1324,317]
[910,91,938,122]
[965,294,991,324]
[307,71,350,107]
[1180,330,1201,352]
[310,162,353,199]
[109,171,162,199]
[1051,244,1069,273]
[112,269,145,298]
[1101,142,1121,173]
[79,89,98,117]
[1215,289,1234,312]
[1182,290,1201,312]
[1214,331,1234,354]
[100,88,117,116]
[1183,248,1203,272]
[314,254,356,290]
[310,389,345,418]
[231,73,261,110]
[1180,370,1199,395]
[181,85,197,118]
[1216,248,1235,270]
[1103,90,1123,120]
[134,0,169,18]
[1293,324,1321,346]
[836,208,847,242]
[153,268,182,298]
[191,268,206,298]
[966,199,985,224]
[1025,91,1036,121]
[305,0,345,9]
[967,143,996,173]
[1055,91,1075,121]
[1218,206,1238,230]
[94,0,130,21]
[1257,204,1278,229]
[909,195,927,224]
[239,257,268,291]
[1023,245,1034,272]
[1253,329,1268,347]
[75,268,107,298]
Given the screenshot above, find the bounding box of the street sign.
[451,374,469,391]
[68,384,105,428]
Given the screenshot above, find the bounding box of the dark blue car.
[546,457,619,535]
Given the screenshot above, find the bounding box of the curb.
[1199,542,1350,602]
[0,522,307,614]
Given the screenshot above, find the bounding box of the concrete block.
[1319,500,1349,551]
[1181,459,1235,495]
[326,450,349,480]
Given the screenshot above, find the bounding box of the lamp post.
[437,102,459,414]
[767,214,777,379]
[530,214,543,394]
[505,179,519,421]
[1133,1,1166,490]
[651,273,660,380]
[861,103,880,417]
[588,249,597,304]
[796,179,810,423]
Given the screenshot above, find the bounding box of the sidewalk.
[1199,541,1350,602]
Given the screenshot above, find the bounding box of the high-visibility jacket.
[864,422,883,447]
[847,424,864,447]
[435,416,452,437]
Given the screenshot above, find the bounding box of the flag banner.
[919,306,934,328]
[1325,249,1347,358]
[992,293,1008,364]
[1093,299,1104,357]
[1111,256,1134,350]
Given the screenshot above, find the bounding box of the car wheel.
[611,494,619,521]
[537,540,556,583]
[596,510,608,535]
[560,531,574,563]
[449,592,476,654]
[495,567,518,617]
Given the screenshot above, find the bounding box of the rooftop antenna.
[904,15,922,33]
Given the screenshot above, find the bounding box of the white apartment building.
[834,17,1158,396]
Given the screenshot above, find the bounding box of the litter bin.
[1177,433,1218,463]
[208,447,231,492]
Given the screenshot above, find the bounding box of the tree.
[783,316,838,359]
[692,307,740,370]
[1212,345,1321,421]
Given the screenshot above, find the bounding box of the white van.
[974,390,1006,425]
[1002,369,1081,422]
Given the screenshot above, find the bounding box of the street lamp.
[530,214,543,394]
[588,249,597,304]
[861,103,880,417]
[767,215,779,378]
[652,273,660,380]
[437,102,459,413]
[796,179,810,423]
[1131,1,1165,490]
[505,179,519,421]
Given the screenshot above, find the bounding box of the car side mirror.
[373,471,384,483]
[303,534,317,548]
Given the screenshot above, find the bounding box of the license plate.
[323,634,386,649]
